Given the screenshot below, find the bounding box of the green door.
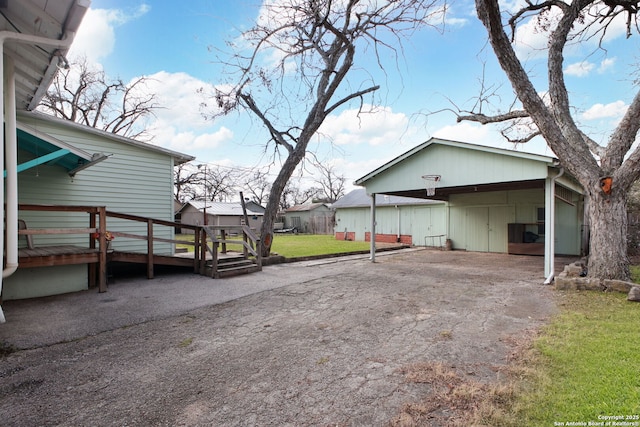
[488,206,510,253]
[465,206,511,253]
[465,207,489,251]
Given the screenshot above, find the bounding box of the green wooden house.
[4,111,194,300]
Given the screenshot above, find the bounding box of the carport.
[354,138,585,280]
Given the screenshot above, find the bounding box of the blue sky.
[69,0,637,194]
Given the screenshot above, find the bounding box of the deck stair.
[205,255,261,278]
[200,225,262,279]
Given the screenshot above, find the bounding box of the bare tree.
[279,181,318,211]
[313,163,346,203]
[243,170,272,205]
[204,0,443,256]
[174,163,200,203]
[457,0,640,280]
[198,165,240,202]
[39,57,158,140]
[174,163,242,204]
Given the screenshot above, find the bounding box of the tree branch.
[239,92,295,153]
[456,109,530,124]
[325,85,380,116]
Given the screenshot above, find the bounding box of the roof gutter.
[0,31,76,324]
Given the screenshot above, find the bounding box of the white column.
[369,193,376,262]
[544,176,556,279]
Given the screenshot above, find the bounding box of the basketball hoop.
[421,175,441,197]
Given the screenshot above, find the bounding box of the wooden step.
[217,263,262,278]
[206,257,262,278]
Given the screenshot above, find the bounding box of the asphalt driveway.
[0,249,575,426]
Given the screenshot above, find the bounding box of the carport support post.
[544,168,564,281]
[370,193,376,262]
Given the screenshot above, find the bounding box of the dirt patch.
[0,250,575,426]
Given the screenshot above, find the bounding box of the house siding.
[335,188,581,256]
[335,203,446,246]
[447,188,581,255]
[16,115,175,252]
[177,203,264,234]
[364,143,550,195]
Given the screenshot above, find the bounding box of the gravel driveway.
[0,249,574,426]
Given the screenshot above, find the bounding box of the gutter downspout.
[543,166,565,285]
[3,55,17,280]
[0,31,74,324]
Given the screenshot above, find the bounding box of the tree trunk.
[259,151,304,258]
[586,189,630,281]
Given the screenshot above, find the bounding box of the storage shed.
[354,138,585,278]
[283,203,333,234]
[177,200,265,233]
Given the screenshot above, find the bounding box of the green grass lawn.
[176,233,371,258]
[508,291,640,425]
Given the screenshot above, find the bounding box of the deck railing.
[200,225,262,277]
[15,205,203,292]
[14,204,263,290]
[104,210,201,279]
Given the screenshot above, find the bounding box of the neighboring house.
[177,200,265,234]
[4,111,194,300]
[283,203,333,234]
[333,189,445,246]
[353,138,585,278]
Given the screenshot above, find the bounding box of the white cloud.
[131,71,236,152]
[433,121,552,155]
[317,106,414,146]
[193,128,234,149]
[564,61,595,77]
[70,4,151,63]
[598,57,616,73]
[150,123,234,153]
[432,121,492,144]
[582,100,628,120]
[512,10,559,60]
[141,71,215,130]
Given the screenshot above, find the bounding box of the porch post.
[98,207,107,292]
[370,193,376,262]
[544,167,564,281]
[544,177,554,278]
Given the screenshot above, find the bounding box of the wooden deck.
[18,245,100,268]
[11,204,262,293]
